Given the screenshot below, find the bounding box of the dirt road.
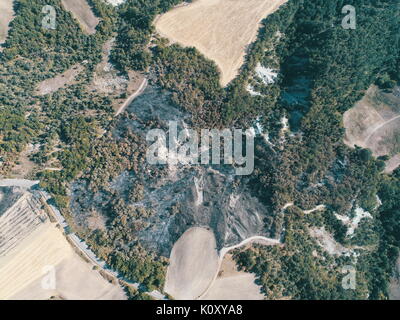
[115,78,148,116]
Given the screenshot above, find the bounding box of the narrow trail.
[196,203,327,300]
[364,115,400,143]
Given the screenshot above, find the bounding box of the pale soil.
[164,227,219,300]
[0,179,39,188]
[88,39,146,114]
[9,144,39,179]
[155,0,288,86]
[0,188,126,300]
[309,227,352,257]
[104,0,125,5]
[390,257,400,300]
[303,204,326,215]
[89,39,128,95]
[386,154,400,173]
[200,254,264,300]
[164,227,280,300]
[0,0,14,49]
[2,223,125,300]
[61,0,99,35]
[344,85,400,173]
[35,64,84,95]
[115,77,147,116]
[199,236,281,299]
[335,207,372,237]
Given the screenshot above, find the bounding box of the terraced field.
[0,193,46,257]
[0,185,126,300]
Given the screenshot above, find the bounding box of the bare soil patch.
[61,0,99,35]
[200,254,264,300]
[9,144,39,179]
[36,64,84,96]
[390,257,400,300]
[88,39,146,114]
[164,227,219,300]
[0,0,14,50]
[155,0,288,86]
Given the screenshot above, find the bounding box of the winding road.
[115,78,148,116]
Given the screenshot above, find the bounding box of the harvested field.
[61,0,99,35]
[200,254,264,300]
[155,0,287,86]
[35,64,84,95]
[344,85,400,173]
[0,0,14,49]
[164,227,219,300]
[0,186,126,300]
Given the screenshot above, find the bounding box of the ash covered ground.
[70,86,277,256]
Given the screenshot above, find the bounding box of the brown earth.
[61,0,99,35]
[0,0,14,50]
[35,63,84,96]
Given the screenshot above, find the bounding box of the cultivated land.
[344,85,400,173]
[0,0,14,49]
[200,254,264,300]
[61,0,99,35]
[164,227,219,300]
[164,226,281,300]
[155,0,288,86]
[0,185,126,300]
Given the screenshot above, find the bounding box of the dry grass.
[155,0,287,86]
[0,0,14,48]
[61,0,99,35]
[344,85,400,173]
[200,254,264,300]
[164,227,219,300]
